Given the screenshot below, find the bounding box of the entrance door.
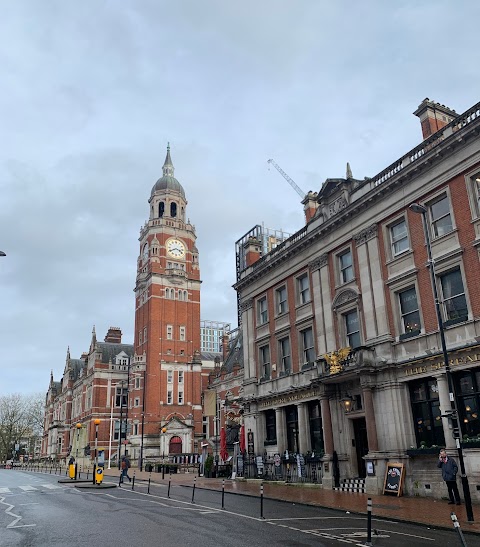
[352,418,368,478]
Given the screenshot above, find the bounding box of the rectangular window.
[259,345,271,379]
[390,219,409,256]
[178,391,184,404]
[133,423,139,436]
[115,386,128,407]
[134,397,140,407]
[297,273,310,304]
[265,409,276,442]
[301,327,315,364]
[475,176,480,214]
[398,287,421,334]
[143,327,147,342]
[276,285,288,315]
[257,297,268,325]
[134,377,141,390]
[167,390,173,404]
[430,195,453,237]
[279,337,291,374]
[339,250,354,283]
[178,370,184,384]
[179,326,186,341]
[167,370,173,383]
[139,330,142,345]
[167,325,173,340]
[439,268,468,322]
[410,378,445,447]
[345,311,361,348]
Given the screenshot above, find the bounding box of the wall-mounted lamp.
[340,394,355,414]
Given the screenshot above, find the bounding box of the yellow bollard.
[69,464,76,479]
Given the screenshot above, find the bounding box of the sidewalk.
[102,467,480,535]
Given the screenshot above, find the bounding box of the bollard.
[451,513,468,547]
[87,467,90,480]
[167,474,171,498]
[260,482,264,519]
[132,472,135,491]
[191,476,196,504]
[92,464,95,486]
[119,473,123,487]
[162,464,165,481]
[50,466,52,474]
[221,479,225,510]
[147,475,151,494]
[365,498,372,546]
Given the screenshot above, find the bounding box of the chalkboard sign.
[383,463,405,496]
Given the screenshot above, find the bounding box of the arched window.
[142,243,149,262]
[178,291,183,301]
[170,202,177,217]
[169,436,182,454]
[159,202,165,217]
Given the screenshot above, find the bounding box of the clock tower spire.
[132,144,202,463]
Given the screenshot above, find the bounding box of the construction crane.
[267,159,306,199]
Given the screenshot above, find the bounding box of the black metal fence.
[239,456,324,484]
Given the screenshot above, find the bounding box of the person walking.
[121,456,131,482]
[437,449,461,505]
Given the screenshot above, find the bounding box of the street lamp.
[117,380,127,469]
[410,202,474,522]
[75,423,82,479]
[93,419,101,485]
[139,369,147,471]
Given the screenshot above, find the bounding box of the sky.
[1,0,480,396]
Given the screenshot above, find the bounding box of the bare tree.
[0,393,44,462]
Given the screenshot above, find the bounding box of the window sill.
[444,316,468,328]
[399,329,421,341]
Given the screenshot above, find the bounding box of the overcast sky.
[1,0,479,396]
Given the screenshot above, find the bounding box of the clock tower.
[131,144,203,463]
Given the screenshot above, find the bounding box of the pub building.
[235,98,480,499]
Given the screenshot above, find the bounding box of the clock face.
[166,238,186,258]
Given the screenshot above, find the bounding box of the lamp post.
[139,369,147,471]
[161,426,167,479]
[118,380,126,469]
[75,423,82,479]
[410,203,474,522]
[93,419,101,485]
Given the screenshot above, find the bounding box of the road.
[0,469,478,546]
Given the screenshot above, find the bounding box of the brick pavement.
[102,467,480,536]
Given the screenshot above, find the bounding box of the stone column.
[296,402,310,454]
[275,407,286,454]
[362,386,379,452]
[320,395,334,456]
[435,373,455,449]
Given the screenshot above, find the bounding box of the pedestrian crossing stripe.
[0,484,63,493]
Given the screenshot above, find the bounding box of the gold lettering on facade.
[258,389,320,408]
[404,352,480,377]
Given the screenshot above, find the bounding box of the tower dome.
[151,143,185,199]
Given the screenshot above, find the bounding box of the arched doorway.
[169,436,182,454]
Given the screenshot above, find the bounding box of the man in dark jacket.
[437,449,461,505]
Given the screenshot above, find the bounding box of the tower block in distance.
[133,144,203,460]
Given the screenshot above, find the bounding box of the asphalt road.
[1,469,478,547]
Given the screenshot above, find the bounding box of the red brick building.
[129,145,205,464]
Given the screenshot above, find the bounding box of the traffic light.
[84,444,91,456]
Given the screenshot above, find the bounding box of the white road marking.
[19,503,40,506]
[0,488,11,494]
[41,484,62,490]
[0,496,36,529]
[18,486,37,491]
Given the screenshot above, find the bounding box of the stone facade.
[234,98,480,500]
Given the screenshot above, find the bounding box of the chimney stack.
[413,98,457,140]
[244,236,262,267]
[104,327,122,344]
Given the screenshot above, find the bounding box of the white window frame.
[390,218,409,257]
[296,272,311,305]
[398,286,421,336]
[143,326,147,342]
[438,267,468,323]
[179,326,186,341]
[259,345,271,379]
[178,391,184,404]
[275,285,288,315]
[167,390,173,404]
[167,370,173,384]
[134,377,141,390]
[278,336,291,374]
[338,248,354,284]
[167,325,173,340]
[427,193,453,238]
[257,296,268,325]
[178,370,184,384]
[344,309,361,349]
[134,397,140,407]
[300,326,315,364]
